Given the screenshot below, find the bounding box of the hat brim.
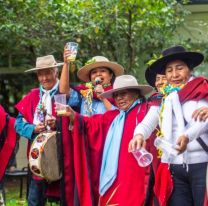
[145,67,156,88]
[25,62,64,73]
[77,61,124,82]
[149,52,204,74]
[100,85,153,98]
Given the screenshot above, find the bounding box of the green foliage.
[0,0,187,76]
[1,0,206,113]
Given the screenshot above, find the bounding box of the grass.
[4,177,59,206]
[4,177,27,206]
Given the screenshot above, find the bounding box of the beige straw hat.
[77,56,124,82]
[100,75,153,98]
[25,55,64,72]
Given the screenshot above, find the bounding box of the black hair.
[89,67,116,84]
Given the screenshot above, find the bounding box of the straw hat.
[25,55,64,72]
[149,45,204,74]
[100,75,153,98]
[77,56,124,82]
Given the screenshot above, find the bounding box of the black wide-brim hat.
[149,45,204,74]
[145,67,156,87]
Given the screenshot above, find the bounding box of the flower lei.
[156,83,185,158]
[80,81,111,115]
[36,88,47,123]
[80,82,94,115]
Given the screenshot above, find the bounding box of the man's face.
[37,68,58,90]
[165,60,191,86]
[113,89,138,111]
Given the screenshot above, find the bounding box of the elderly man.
[58,75,153,206]
[15,55,72,206]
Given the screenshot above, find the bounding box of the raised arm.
[59,48,70,95]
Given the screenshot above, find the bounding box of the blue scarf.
[39,80,59,101]
[99,99,139,196]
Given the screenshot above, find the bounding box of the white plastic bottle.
[154,137,179,157]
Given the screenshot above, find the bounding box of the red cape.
[72,103,149,206]
[178,76,208,103]
[147,92,162,106]
[15,89,74,205]
[0,105,17,181]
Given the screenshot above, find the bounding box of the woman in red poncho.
[58,75,153,206]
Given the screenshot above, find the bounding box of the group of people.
[0,45,207,206]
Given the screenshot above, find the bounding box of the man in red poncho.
[15,55,74,206]
[58,75,153,206]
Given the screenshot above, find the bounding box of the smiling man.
[14,55,63,206]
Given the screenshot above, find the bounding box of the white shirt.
[134,90,208,164]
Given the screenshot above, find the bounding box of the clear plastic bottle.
[154,137,179,157]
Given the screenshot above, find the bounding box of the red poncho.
[0,105,17,180]
[15,89,74,205]
[72,102,149,206]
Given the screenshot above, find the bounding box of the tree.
[0,0,193,113]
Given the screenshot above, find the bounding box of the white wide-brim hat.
[100,75,153,98]
[25,55,64,72]
[77,56,124,82]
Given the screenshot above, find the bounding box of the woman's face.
[155,74,167,91]
[113,89,138,111]
[90,67,113,85]
[165,60,191,86]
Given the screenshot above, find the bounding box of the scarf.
[99,99,139,196]
[161,91,185,142]
[33,80,59,125]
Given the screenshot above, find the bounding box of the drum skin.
[29,131,62,182]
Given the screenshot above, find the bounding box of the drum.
[29,131,62,182]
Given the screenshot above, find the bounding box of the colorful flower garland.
[80,81,111,115]
[156,83,184,157]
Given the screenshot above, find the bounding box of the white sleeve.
[184,100,208,141]
[133,106,159,140]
